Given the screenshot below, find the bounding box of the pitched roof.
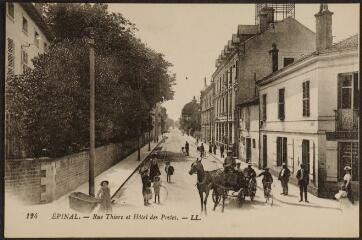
[257,34,359,86]
[324,34,359,52]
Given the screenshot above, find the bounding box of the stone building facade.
[5,2,53,159]
[200,78,214,144]
[257,6,359,197]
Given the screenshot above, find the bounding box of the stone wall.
[5,136,149,204]
[5,159,42,204]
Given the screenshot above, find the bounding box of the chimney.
[269,43,279,72]
[315,4,333,51]
[259,7,275,33]
[204,77,207,87]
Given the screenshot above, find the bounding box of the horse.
[189,158,226,213]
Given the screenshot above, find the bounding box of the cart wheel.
[212,189,220,204]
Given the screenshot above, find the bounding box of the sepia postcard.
[3,1,360,238]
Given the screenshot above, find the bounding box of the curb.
[111,136,167,202]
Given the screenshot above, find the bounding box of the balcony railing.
[335,109,359,131]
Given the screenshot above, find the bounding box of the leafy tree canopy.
[6,3,175,158]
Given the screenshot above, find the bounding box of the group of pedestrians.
[139,156,174,206]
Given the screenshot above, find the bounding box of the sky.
[108,3,359,120]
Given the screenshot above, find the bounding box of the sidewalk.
[188,136,357,210]
[51,137,165,208]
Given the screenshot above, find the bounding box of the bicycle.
[263,182,273,206]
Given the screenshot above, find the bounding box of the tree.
[6,3,175,158]
[180,97,201,136]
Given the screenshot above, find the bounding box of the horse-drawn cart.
[211,170,257,210]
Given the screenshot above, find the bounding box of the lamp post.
[148,111,151,151]
[88,28,95,196]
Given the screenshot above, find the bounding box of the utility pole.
[148,111,151,151]
[137,76,141,161]
[88,28,95,196]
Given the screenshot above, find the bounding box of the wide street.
[5,128,358,238]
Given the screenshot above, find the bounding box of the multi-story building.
[257,5,359,197]
[200,78,214,144]
[212,4,316,160]
[5,2,53,159]
[5,2,52,77]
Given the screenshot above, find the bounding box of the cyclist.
[257,167,273,198]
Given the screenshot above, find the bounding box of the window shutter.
[337,74,342,109]
[283,137,288,165]
[353,72,359,109]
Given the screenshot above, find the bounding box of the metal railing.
[334,109,359,131]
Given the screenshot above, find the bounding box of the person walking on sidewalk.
[296,163,309,203]
[278,163,291,195]
[208,142,212,154]
[343,166,354,204]
[185,141,189,156]
[200,143,205,158]
[220,144,225,158]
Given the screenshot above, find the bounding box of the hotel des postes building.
[257,5,359,198]
[212,4,316,161]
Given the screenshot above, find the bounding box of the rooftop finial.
[319,3,328,12]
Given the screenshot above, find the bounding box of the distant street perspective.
[4,2,359,238]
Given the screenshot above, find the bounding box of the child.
[165,161,174,183]
[97,180,112,213]
[153,176,162,203]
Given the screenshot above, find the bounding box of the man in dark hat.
[185,141,189,156]
[220,144,225,158]
[223,150,235,172]
[296,163,309,203]
[278,162,291,195]
[243,162,256,180]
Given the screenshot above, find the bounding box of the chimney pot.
[315,4,333,51]
[259,7,275,33]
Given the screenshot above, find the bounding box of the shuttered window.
[302,140,310,172]
[338,72,359,109]
[262,94,267,121]
[7,38,15,76]
[302,81,310,116]
[276,137,287,166]
[278,88,285,120]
